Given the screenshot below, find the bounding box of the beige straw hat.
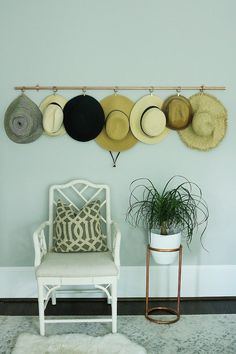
[130,95,170,144]
[39,94,67,136]
[178,93,227,150]
[95,94,137,152]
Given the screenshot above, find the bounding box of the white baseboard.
[0,265,236,298]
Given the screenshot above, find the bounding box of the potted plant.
[126,176,209,264]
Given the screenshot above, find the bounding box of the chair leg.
[107,287,112,305]
[38,281,45,336]
[51,290,57,305]
[111,280,117,333]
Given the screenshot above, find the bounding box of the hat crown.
[11,114,34,137]
[169,99,190,120]
[141,107,166,137]
[106,110,129,141]
[192,111,215,137]
[43,104,63,134]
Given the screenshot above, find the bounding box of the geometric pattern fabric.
[53,199,108,252]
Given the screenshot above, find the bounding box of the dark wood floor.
[0,297,236,316]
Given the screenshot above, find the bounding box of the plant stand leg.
[145,244,183,324]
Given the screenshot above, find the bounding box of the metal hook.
[176,86,181,96]
[35,84,40,92]
[82,87,86,96]
[52,86,57,95]
[149,86,154,96]
[21,86,25,95]
[113,86,118,96]
[200,85,205,95]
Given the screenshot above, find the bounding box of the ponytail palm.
[126,176,209,245]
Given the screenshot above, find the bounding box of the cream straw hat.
[130,95,170,144]
[39,94,67,136]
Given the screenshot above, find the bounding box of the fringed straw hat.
[178,93,227,150]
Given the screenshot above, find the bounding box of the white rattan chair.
[33,179,121,336]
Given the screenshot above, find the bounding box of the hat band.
[49,102,62,108]
[106,109,129,119]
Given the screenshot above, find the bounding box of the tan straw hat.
[178,93,227,150]
[162,94,193,130]
[39,94,67,136]
[95,94,137,152]
[130,95,169,144]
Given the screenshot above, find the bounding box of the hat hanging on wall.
[162,94,193,130]
[39,94,67,136]
[130,95,170,144]
[95,94,137,152]
[4,94,43,144]
[178,93,227,150]
[63,94,105,141]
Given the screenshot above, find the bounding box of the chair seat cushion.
[36,251,118,278]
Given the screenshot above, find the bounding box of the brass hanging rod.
[14,85,226,91]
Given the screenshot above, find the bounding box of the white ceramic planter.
[150,230,181,265]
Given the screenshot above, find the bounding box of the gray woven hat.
[4,94,43,143]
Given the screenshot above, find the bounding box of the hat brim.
[39,94,67,136]
[95,95,137,152]
[130,95,170,144]
[178,93,227,150]
[162,95,193,130]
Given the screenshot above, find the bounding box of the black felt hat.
[63,95,105,141]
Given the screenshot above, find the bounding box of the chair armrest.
[110,220,121,274]
[33,221,50,267]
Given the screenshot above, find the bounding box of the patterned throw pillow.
[53,199,108,252]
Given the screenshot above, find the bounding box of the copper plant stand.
[145,244,183,324]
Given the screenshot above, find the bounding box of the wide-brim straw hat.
[162,94,193,130]
[63,95,105,142]
[4,94,43,144]
[39,94,67,136]
[178,93,227,150]
[130,95,170,144]
[95,94,137,152]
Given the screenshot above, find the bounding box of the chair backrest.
[48,179,112,251]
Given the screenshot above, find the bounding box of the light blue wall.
[0,0,235,267]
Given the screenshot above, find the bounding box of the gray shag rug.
[1,314,236,354]
[12,332,146,354]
